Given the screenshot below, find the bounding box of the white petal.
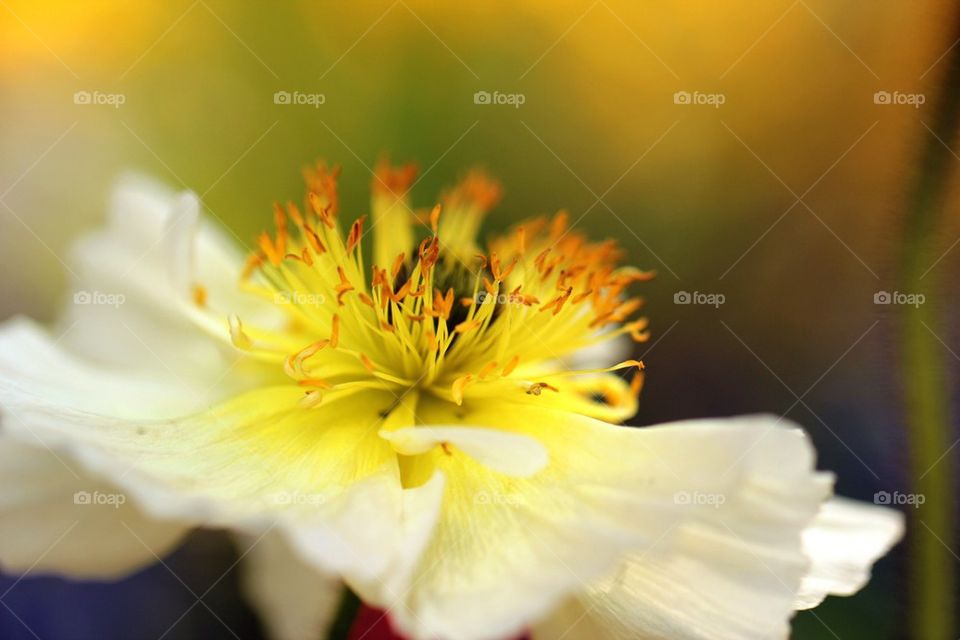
[236,531,343,640]
[0,358,441,598]
[794,497,904,609]
[0,437,187,579]
[0,318,201,578]
[532,416,837,640]
[379,427,548,476]
[59,174,275,390]
[105,173,178,241]
[388,406,830,640]
[471,412,830,640]
[285,472,445,607]
[0,317,206,418]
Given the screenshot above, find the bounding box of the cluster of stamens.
[218,161,652,415]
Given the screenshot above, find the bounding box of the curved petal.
[0,438,187,579]
[0,352,442,598]
[530,417,838,640]
[290,472,445,609]
[236,531,343,640]
[0,317,210,579]
[59,174,278,391]
[380,427,548,477]
[0,316,212,420]
[794,497,904,609]
[390,406,831,640]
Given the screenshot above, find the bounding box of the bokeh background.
[2,1,959,638]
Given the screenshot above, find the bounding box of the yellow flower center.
[223,161,651,421]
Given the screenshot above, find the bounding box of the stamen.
[329,315,340,349]
[192,284,208,307]
[526,382,559,396]
[243,161,652,423]
[347,216,366,254]
[502,356,520,376]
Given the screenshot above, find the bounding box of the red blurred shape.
[348,605,530,640]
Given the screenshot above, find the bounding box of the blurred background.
[1,1,958,638]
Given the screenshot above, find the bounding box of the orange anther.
[359,354,376,373]
[347,216,366,254]
[192,284,207,307]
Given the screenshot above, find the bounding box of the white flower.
[0,170,903,640]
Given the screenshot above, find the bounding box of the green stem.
[898,12,960,640]
[327,586,363,640]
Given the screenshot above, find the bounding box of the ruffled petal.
[59,174,277,391]
[793,497,904,609]
[0,352,441,597]
[389,406,830,640]
[0,316,213,420]
[531,415,839,640]
[0,317,203,578]
[288,472,445,608]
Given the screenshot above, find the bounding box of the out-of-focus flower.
[0,163,902,640]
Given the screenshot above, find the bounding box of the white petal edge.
[0,437,188,579]
[531,414,836,640]
[60,174,278,387]
[794,496,904,609]
[236,530,343,640]
[278,472,446,606]
[0,329,445,602]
